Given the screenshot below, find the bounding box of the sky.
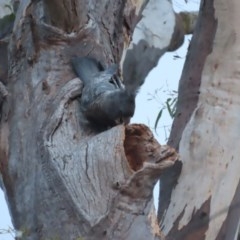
[0,1,200,239]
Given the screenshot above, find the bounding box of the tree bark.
[158,0,217,225]
[159,0,240,239]
[0,0,180,239]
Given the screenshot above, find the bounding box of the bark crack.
[44,78,82,145]
[0,81,8,99]
[84,142,91,182]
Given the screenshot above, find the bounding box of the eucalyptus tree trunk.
[0,0,181,239]
[159,0,240,239]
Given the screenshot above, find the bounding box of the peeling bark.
[121,0,184,88]
[158,0,217,226]
[0,0,180,239]
[159,0,240,239]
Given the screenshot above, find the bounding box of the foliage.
[0,226,15,239]
[4,4,13,12]
[151,89,178,132]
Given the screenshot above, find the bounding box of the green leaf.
[166,100,172,117]
[165,96,177,118]
[154,109,163,131]
[4,4,13,12]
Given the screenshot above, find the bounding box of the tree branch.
[121,1,199,90]
[121,0,183,88]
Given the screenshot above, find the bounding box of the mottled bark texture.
[0,1,180,239]
[158,0,217,227]
[159,0,240,239]
[121,0,185,91]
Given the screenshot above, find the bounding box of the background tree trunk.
[0,0,181,239]
[159,0,240,239]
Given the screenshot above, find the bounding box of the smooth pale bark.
[159,0,240,239]
[0,0,181,239]
[121,0,185,89]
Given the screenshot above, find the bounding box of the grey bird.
[72,57,142,128]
